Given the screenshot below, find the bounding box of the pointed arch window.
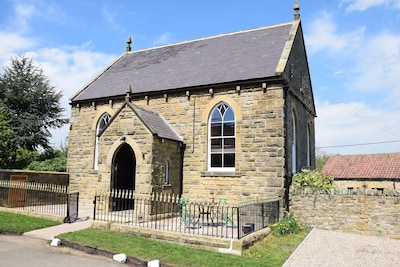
[94,113,111,170]
[208,103,235,171]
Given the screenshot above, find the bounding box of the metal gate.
[64,192,79,223]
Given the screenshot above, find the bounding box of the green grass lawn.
[59,228,309,267]
[0,211,308,266]
[0,211,60,232]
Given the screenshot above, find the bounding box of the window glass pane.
[211,154,222,167]
[224,138,235,152]
[224,154,235,167]
[211,109,222,122]
[210,123,222,136]
[224,108,235,121]
[211,139,222,152]
[209,103,236,170]
[223,122,235,136]
[99,113,111,131]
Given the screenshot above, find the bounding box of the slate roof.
[71,22,294,102]
[128,103,183,142]
[321,153,400,180]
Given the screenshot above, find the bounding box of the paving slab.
[283,228,400,267]
[24,217,93,240]
[24,206,93,240]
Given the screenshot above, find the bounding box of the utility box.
[242,223,255,234]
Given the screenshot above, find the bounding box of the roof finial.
[125,84,132,102]
[126,35,132,52]
[294,0,300,21]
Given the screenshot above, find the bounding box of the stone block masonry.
[290,188,400,239]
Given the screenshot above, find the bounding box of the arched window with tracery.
[208,103,235,171]
[94,113,111,170]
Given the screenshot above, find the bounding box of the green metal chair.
[218,198,237,228]
[177,198,197,229]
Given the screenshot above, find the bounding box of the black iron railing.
[0,180,77,221]
[93,190,280,239]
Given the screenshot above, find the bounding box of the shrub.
[271,212,305,236]
[292,169,335,191]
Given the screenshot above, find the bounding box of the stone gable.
[67,19,316,209]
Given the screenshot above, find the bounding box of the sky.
[1,0,400,156]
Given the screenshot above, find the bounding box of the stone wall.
[92,220,272,255]
[290,188,400,239]
[0,169,69,185]
[68,83,290,206]
[334,180,400,191]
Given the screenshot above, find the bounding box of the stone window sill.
[201,171,241,177]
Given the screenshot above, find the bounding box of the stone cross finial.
[126,35,132,52]
[294,0,300,21]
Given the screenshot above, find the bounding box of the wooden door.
[8,175,27,208]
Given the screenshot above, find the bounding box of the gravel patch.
[283,228,400,267]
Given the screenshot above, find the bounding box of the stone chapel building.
[67,4,316,208]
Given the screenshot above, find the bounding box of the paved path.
[24,217,93,240]
[0,235,124,267]
[283,228,400,267]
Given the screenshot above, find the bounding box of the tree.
[315,148,333,171]
[0,55,68,151]
[26,148,67,172]
[0,106,15,168]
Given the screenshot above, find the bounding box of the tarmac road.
[0,235,124,267]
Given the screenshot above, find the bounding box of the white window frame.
[94,113,111,170]
[207,103,236,172]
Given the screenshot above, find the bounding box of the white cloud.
[102,4,123,32]
[0,1,119,147]
[153,32,173,46]
[305,12,365,55]
[0,32,116,146]
[0,32,36,66]
[340,0,400,11]
[26,45,117,106]
[349,33,400,98]
[13,2,36,32]
[30,47,116,146]
[306,12,400,108]
[315,100,400,155]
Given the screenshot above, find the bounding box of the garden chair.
[177,198,197,229]
[218,198,237,228]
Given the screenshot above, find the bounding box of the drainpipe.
[179,143,186,197]
[283,84,291,212]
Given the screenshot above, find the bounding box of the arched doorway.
[111,143,136,211]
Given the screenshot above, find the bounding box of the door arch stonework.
[111,143,136,190]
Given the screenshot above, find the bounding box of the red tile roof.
[321,153,400,179]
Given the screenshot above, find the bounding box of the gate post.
[65,192,79,223]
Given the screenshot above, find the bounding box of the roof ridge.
[331,152,400,157]
[126,22,294,55]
